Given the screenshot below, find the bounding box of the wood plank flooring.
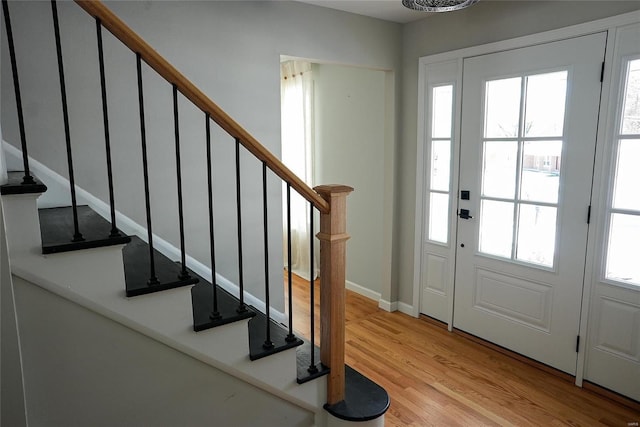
[286,272,640,426]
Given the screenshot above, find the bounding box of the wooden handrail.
[74,0,329,214]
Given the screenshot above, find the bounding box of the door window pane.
[482,140,517,199]
[606,213,640,285]
[520,140,562,203]
[621,59,640,135]
[432,85,453,138]
[524,71,568,137]
[431,140,451,191]
[485,77,522,138]
[478,71,567,268]
[479,200,514,258]
[612,139,640,211]
[516,204,557,267]
[429,193,449,243]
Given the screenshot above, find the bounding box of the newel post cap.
[313,184,354,197]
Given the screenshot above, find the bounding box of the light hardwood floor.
[287,273,640,426]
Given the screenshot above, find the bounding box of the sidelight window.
[605,58,640,286]
[427,84,454,244]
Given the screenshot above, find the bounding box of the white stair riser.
[1,193,43,256]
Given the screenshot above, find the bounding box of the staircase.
[0,1,389,426]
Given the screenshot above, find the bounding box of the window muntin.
[427,84,454,244]
[478,71,568,268]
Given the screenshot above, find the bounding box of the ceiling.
[295,0,626,24]
[296,0,440,23]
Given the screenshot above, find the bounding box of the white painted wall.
[12,276,313,427]
[313,63,387,298]
[0,203,27,427]
[396,0,640,307]
[0,1,401,309]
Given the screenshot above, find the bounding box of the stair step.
[324,365,390,422]
[39,205,131,254]
[0,171,48,195]
[296,344,329,384]
[123,236,198,297]
[248,311,304,361]
[191,281,256,332]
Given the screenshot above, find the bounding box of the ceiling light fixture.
[402,0,481,12]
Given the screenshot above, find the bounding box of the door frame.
[413,10,640,386]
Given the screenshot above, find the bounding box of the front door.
[454,33,607,374]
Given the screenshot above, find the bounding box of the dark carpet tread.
[191,279,256,332]
[1,171,47,195]
[123,236,198,297]
[296,344,329,384]
[248,310,304,361]
[323,365,390,421]
[39,205,130,254]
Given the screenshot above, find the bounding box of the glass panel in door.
[478,72,566,269]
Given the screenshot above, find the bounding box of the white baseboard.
[378,299,414,316]
[345,280,381,302]
[378,299,396,312]
[2,141,287,325]
[397,302,414,316]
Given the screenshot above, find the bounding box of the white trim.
[2,141,286,325]
[377,299,414,316]
[397,302,414,316]
[417,11,640,68]
[345,280,381,303]
[412,54,428,319]
[378,299,397,312]
[575,26,618,389]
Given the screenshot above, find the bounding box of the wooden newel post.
[314,184,353,406]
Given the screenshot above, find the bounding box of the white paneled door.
[453,33,607,374]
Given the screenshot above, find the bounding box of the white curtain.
[281,60,317,279]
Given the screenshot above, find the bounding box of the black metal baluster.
[285,184,297,342]
[262,163,274,350]
[95,19,120,238]
[51,0,83,242]
[235,138,247,313]
[172,85,190,280]
[308,202,318,374]
[2,0,35,185]
[206,114,221,320]
[136,54,159,286]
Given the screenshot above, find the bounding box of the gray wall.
[12,276,313,427]
[313,63,387,296]
[396,1,640,305]
[1,1,401,308]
